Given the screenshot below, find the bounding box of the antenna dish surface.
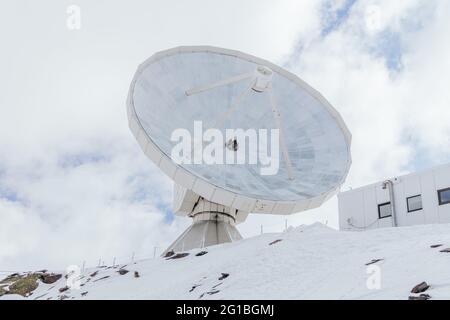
[127,46,351,215]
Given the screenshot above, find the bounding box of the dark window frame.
[406,194,423,213]
[438,187,450,206]
[378,202,392,219]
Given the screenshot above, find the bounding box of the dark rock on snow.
[167,253,190,260]
[269,239,283,246]
[218,273,229,280]
[118,269,129,275]
[208,290,220,295]
[411,282,430,294]
[189,285,200,292]
[40,273,62,284]
[58,286,69,293]
[163,250,175,258]
[93,276,110,282]
[365,259,384,266]
[409,294,431,300]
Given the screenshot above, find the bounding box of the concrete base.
[163,210,243,255]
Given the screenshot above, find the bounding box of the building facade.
[338,163,450,231]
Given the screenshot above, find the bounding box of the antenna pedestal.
[163,199,243,256]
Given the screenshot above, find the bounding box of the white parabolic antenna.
[127,46,352,254]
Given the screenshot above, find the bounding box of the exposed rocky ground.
[0,271,62,298]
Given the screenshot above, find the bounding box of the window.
[407,195,423,213]
[378,202,392,219]
[438,188,450,206]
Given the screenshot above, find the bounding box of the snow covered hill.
[2,223,450,300]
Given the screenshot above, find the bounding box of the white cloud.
[0,0,322,270]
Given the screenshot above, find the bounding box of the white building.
[338,163,450,230]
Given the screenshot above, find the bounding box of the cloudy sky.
[1,0,449,271]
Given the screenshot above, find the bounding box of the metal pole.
[186,72,254,96]
[268,85,295,180]
[383,180,398,227]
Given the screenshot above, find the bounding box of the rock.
[6,273,41,297]
[409,294,431,300]
[439,248,450,253]
[163,250,175,258]
[199,290,220,299]
[134,271,140,278]
[1,273,21,283]
[81,291,88,296]
[93,276,110,282]
[195,251,208,257]
[207,290,220,295]
[59,286,69,293]
[430,244,443,248]
[117,269,129,275]
[189,285,200,292]
[411,282,430,294]
[0,286,7,297]
[167,253,190,260]
[365,259,384,266]
[89,271,98,277]
[269,239,283,246]
[40,273,62,284]
[218,273,229,280]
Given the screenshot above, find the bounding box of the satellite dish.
[127,46,351,254]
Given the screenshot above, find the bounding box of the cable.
[346,218,379,231]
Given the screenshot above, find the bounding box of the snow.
[2,223,450,300]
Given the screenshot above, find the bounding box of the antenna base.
[162,200,244,256]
